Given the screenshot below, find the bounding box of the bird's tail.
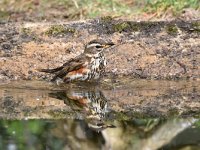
[37,66,63,73]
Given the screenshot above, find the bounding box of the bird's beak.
[103,42,115,48]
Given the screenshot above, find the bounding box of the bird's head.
[84,39,114,55]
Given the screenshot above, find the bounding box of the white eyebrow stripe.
[86,43,101,48]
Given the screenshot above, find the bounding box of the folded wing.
[38,55,88,81]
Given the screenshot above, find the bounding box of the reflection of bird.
[49,88,108,119]
[38,39,114,83]
[49,88,116,131]
[87,121,116,132]
[67,89,108,119]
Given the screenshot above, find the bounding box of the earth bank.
[0,19,200,82]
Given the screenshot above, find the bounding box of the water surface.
[0,79,200,150]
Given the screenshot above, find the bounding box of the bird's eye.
[95,45,102,48]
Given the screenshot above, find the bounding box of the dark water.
[0,118,199,150]
[0,80,200,150]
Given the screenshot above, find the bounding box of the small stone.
[2,43,11,51]
[112,68,118,73]
[28,70,33,74]
[127,58,132,61]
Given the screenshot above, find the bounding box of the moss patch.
[45,25,76,36]
[0,11,10,20]
[100,19,162,34]
[166,24,178,35]
[99,17,141,34]
[129,22,140,32]
[20,27,38,41]
[21,27,31,35]
[48,110,72,119]
[100,16,113,23]
[113,22,131,32]
[167,108,179,117]
[113,22,142,32]
[191,21,200,32]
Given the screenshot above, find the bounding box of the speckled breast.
[87,53,106,80]
[67,89,108,118]
[64,53,106,82]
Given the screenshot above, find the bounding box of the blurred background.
[0,0,199,22]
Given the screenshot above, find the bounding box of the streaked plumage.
[49,88,115,131]
[67,89,108,118]
[49,88,108,119]
[38,39,114,83]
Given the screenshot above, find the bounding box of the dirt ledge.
[0,19,200,81]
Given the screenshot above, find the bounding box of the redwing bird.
[67,89,108,118]
[49,88,116,131]
[38,39,114,83]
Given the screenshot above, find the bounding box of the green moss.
[20,27,39,41]
[167,108,179,117]
[0,11,10,20]
[48,110,71,119]
[192,22,200,32]
[129,23,140,32]
[45,25,76,36]
[113,22,131,32]
[100,16,113,23]
[112,21,142,33]
[141,22,156,29]
[166,24,178,35]
[21,27,31,34]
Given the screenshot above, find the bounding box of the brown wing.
[38,56,81,73]
[51,55,88,81]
